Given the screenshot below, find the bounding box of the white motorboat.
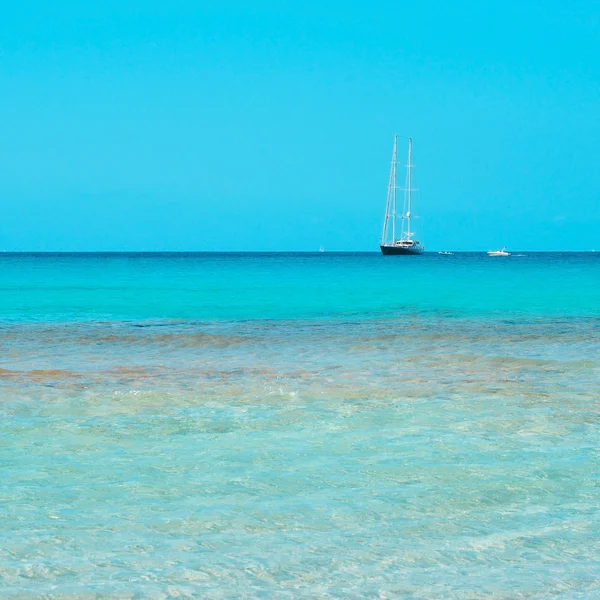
[487,247,510,257]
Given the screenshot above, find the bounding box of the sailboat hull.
[380,245,424,256]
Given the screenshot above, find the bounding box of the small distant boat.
[319,246,324,253]
[438,251,454,255]
[380,136,424,255]
[487,247,511,257]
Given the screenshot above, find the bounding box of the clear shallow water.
[1,252,599,598]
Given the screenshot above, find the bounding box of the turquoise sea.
[1,252,599,599]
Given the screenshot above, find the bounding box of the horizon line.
[0,250,596,255]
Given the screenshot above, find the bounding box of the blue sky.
[1,0,599,251]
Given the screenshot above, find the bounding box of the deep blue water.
[1,252,599,598]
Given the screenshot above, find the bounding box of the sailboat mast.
[392,135,397,242]
[406,137,412,239]
[381,136,396,245]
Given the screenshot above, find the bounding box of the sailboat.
[380,135,424,255]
